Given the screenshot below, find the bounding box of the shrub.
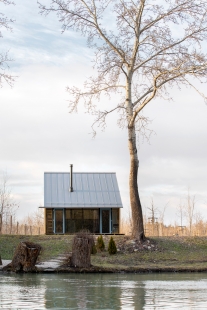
[96,235,105,251]
[91,244,97,255]
[108,236,117,255]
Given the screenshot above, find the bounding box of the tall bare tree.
[0,0,15,87]
[0,172,18,234]
[176,202,186,235]
[185,190,196,236]
[39,0,207,240]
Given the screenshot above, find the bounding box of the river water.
[0,273,207,309]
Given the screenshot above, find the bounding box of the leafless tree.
[147,198,159,235]
[0,0,15,87]
[0,172,18,234]
[158,201,169,224]
[17,209,45,235]
[157,201,169,236]
[39,0,207,240]
[176,202,186,235]
[148,198,158,225]
[185,191,196,236]
[193,211,204,236]
[33,208,44,228]
[176,202,185,227]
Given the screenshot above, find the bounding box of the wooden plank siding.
[45,209,53,234]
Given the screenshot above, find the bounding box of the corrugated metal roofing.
[44,172,123,208]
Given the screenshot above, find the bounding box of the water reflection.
[143,274,207,309]
[0,274,46,309]
[44,275,133,309]
[0,273,207,309]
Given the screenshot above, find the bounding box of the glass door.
[54,209,64,234]
[100,209,111,233]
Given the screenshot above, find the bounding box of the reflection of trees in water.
[90,274,122,309]
[120,279,145,310]
[0,274,46,309]
[145,290,157,310]
[2,274,207,309]
[43,274,146,309]
[76,283,87,309]
[143,273,206,309]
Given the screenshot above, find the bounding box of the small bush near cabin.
[91,244,97,254]
[108,236,117,255]
[96,235,105,251]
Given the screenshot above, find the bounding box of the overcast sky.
[0,0,207,225]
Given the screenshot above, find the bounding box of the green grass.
[1,235,207,271]
[91,236,207,270]
[0,235,73,261]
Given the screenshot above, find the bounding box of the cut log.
[3,241,41,272]
[70,231,94,268]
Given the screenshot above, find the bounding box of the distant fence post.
[38,227,40,235]
[30,226,32,235]
[16,222,19,235]
[24,224,27,235]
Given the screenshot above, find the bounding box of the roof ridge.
[44,172,116,174]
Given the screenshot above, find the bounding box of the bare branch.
[132,62,207,110]
[39,0,207,238]
[91,104,125,137]
[0,0,15,87]
[133,26,207,74]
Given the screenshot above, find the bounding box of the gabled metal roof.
[44,172,123,208]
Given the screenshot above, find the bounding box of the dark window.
[112,209,119,233]
[65,209,99,233]
[102,210,110,233]
[55,209,63,233]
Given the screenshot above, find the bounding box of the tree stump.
[70,231,94,268]
[3,241,41,272]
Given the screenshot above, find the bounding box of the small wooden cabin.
[43,166,123,234]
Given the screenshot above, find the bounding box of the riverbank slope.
[1,235,207,272]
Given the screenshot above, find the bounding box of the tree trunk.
[70,232,94,268]
[128,125,145,241]
[0,255,2,265]
[3,241,41,272]
[71,237,91,268]
[0,214,2,234]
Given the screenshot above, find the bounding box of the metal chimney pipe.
[70,164,73,192]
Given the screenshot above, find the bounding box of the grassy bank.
[1,235,207,272]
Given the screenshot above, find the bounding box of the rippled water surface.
[1,273,207,309]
